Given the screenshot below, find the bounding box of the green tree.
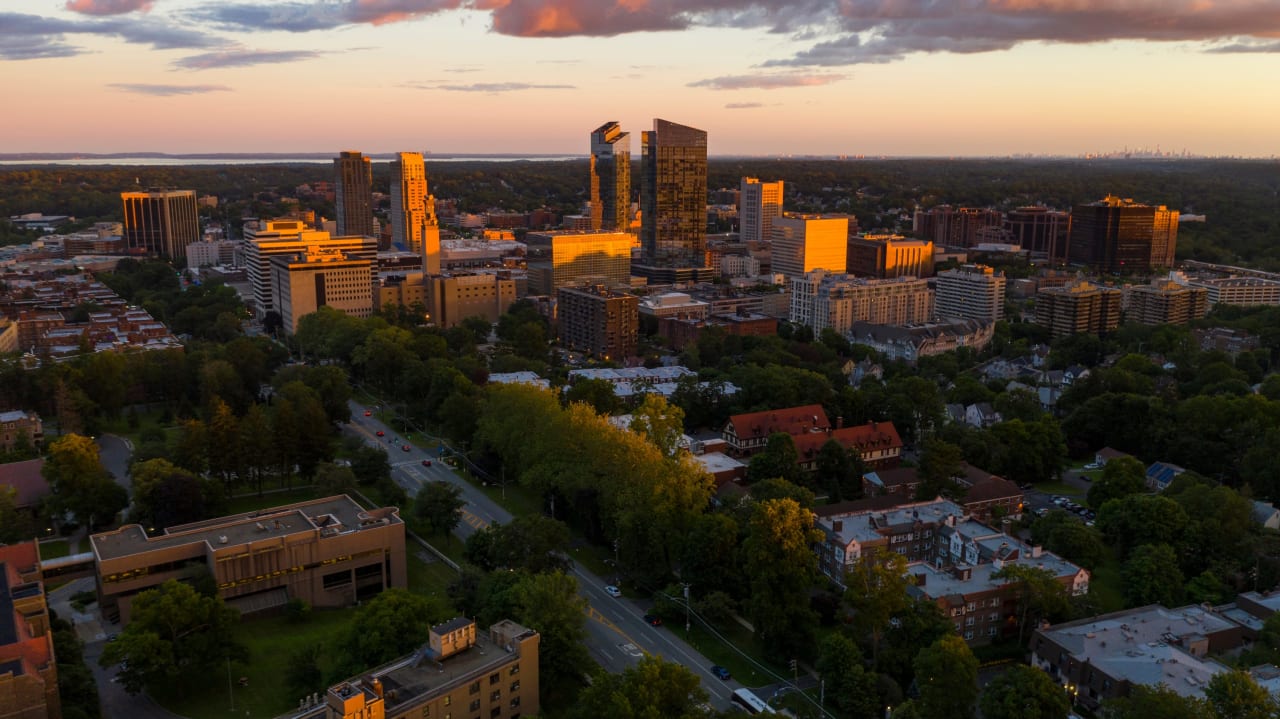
[564,378,623,415]
[1087,456,1147,509]
[129,458,211,530]
[1044,521,1106,570]
[815,438,863,501]
[845,553,912,668]
[979,665,1070,719]
[1122,543,1185,607]
[571,656,708,719]
[98,580,246,695]
[993,564,1070,644]
[314,462,357,495]
[1102,684,1212,719]
[914,635,979,719]
[285,643,325,703]
[1096,494,1190,560]
[816,633,880,719]
[1203,670,1276,719]
[747,432,802,484]
[463,515,571,574]
[414,481,466,539]
[743,498,822,661]
[511,570,590,701]
[0,486,33,543]
[878,600,955,690]
[42,434,126,529]
[349,444,391,486]
[628,394,686,459]
[751,477,816,509]
[332,588,449,679]
[918,438,965,498]
[679,513,742,598]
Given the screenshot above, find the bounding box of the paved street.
[98,433,134,496]
[345,400,753,709]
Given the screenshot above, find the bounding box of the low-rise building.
[0,412,42,452]
[0,541,61,719]
[0,459,47,513]
[428,272,518,328]
[793,421,903,470]
[846,234,934,279]
[1146,461,1187,492]
[860,463,1022,523]
[847,318,994,365]
[722,404,831,456]
[1185,276,1280,306]
[656,311,776,350]
[638,292,710,321]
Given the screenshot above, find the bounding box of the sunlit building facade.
[121,189,199,260]
[847,234,934,279]
[589,122,631,233]
[771,214,849,279]
[740,177,784,244]
[1069,195,1179,273]
[390,152,434,255]
[525,231,632,295]
[638,119,709,279]
[334,151,374,238]
[270,247,374,334]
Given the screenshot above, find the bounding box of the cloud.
[725,102,764,109]
[0,35,83,61]
[0,11,218,60]
[187,0,463,32]
[172,49,324,70]
[432,81,576,92]
[1206,39,1280,53]
[109,83,232,95]
[65,0,153,15]
[689,72,843,90]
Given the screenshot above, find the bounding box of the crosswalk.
[460,509,488,530]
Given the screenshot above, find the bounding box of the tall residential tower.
[334,150,374,237]
[589,122,631,233]
[121,189,199,260]
[390,152,427,252]
[638,119,708,281]
[740,178,784,244]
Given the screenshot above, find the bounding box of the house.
[794,421,904,470]
[945,403,966,424]
[722,404,830,456]
[861,467,922,498]
[1253,501,1280,530]
[691,452,747,489]
[1063,365,1091,386]
[861,463,1023,524]
[847,358,884,387]
[0,410,43,452]
[964,403,1002,428]
[1146,461,1187,492]
[1095,447,1132,467]
[0,458,48,511]
[815,498,968,581]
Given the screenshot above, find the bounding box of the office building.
[846,234,934,279]
[0,541,60,719]
[638,292,710,321]
[1035,280,1122,338]
[771,214,849,279]
[1005,206,1069,262]
[1186,276,1280,306]
[427,273,517,328]
[740,178,784,244]
[243,220,377,318]
[1069,195,1179,273]
[525,231,631,295]
[557,285,638,360]
[1125,279,1208,325]
[91,495,406,624]
[637,119,709,279]
[185,239,240,269]
[589,122,631,232]
[390,152,436,255]
[293,619,538,719]
[913,206,1003,248]
[334,151,374,238]
[270,246,374,334]
[790,270,933,333]
[121,189,199,260]
[934,264,1005,322]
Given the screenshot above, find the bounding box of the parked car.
[364,410,372,417]
[643,614,662,626]
[376,430,384,437]
[422,460,432,467]
[604,585,622,598]
[711,665,731,681]
[401,445,411,452]
[1084,462,1101,470]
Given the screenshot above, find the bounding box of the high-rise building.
[913,206,1003,248]
[0,541,61,719]
[1035,281,1122,338]
[121,189,199,260]
[847,234,934,279]
[390,151,434,254]
[934,264,1006,323]
[1125,280,1209,325]
[242,219,377,318]
[1005,207,1070,263]
[557,285,638,360]
[771,214,849,279]
[589,122,631,233]
[270,246,374,334]
[525,231,632,295]
[740,177,784,244]
[1068,195,1179,273]
[334,151,374,238]
[637,119,708,279]
[789,270,933,333]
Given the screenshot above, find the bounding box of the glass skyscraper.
[639,119,708,275]
[589,122,631,233]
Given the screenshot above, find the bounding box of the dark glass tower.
[334,150,374,237]
[639,119,708,276]
[589,122,631,232]
[1069,195,1176,273]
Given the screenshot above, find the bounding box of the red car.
[376,430,384,437]
[421,460,432,467]
[401,445,411,452]
[364,410,372,417]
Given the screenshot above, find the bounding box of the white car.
[1084,462,1101,470]
[605,585,622,598]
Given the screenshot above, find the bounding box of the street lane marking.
[461,509,488,529]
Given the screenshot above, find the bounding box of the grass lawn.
[1036,481,1085,497]
[154,608,357,719]
[405,548,459,603]
[224,486,323,515]
[39,540,71,560]
[672,617,789,691]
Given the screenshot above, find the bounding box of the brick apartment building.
[0,541,60,719]
[722,404,902,469]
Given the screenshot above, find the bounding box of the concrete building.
[636,119,709,280]
[790,270,933,333]
[121,189,199,260]
[846,234,934,279]
[334,151,374,238]
[848,318,994,365]
[1035,281,1122,338]
[525,231,632,295]
[288,619,538,719]
[638,292,710,320]
[657,311,777,350]
[1185,276,1280,306]
[91,495,406,624]
[185,239,240,269]
[0,411,42,452]
[589,122,631,233]
[427,273,517,328]
[243,220,377,317]
[740,178,784,244]
[913,206,1003,248]
[1005,206,1070,263]
[389,152,434,255]
[1069,195,1179,273]
[0,541,59,719]
[557,285,638,360]
[934,264,1006,322]
[270,246,374,334]
[1124,279,1209,325]
[720,253,761,278]
[771,214,849,279]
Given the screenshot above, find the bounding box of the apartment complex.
[290,619,538,719]
[1069,195,1179,273]
[740,178,784,244]
[637,119,709,280]
[771,214,848,279]
[789,270,933,333]
[1005,206,1070,263]
[389,152,434,254]
[934,264,1005,323]
[334,151,374,238]
[185,239,240,269]
[556,285,638,360]
[121,189,199,260]
[0,541,60,719]
[846,234,934,279]
[848,318,995,365]
[1124,279,1209,325]
[0,411,42,452]
[242,220,377,317]
[270,247,374,334]
[525,231,632,295]
[1035,281,1122,338]
[91,495,406,624]
[589,122,631,233]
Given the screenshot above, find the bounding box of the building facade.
[427,273,517,328]
[556,285,638,360]
[1004,207,1070,263]
[848,318,994,365]
[389,152,433,254]
[771,214,849,279]
[790,270,934,333]
[934,264,1006,322]
[0,411,42,452]
[1069,195,1179,273]
[91,495,406,624]
[121,189,199,260]
[243,220,377,318]
[1035,281,1123,338]
[334,151,374,238]
[846,234,934,279]
[270,247,374,334]
[589,122,631,233]
[913,206,1003,248]
[185,239,240,269]
[525,231,632,295]
[1185,276,1280,306]
[0,541,60,719]
[638,119,708,276]
[740,178,784,245]
[1125,280,1209,325]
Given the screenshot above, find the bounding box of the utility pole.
[683,583,691,634]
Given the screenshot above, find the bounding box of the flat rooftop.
[91,495,399,561]
[908,551,1081,601]
[818,498,967,545]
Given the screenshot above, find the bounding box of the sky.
[3,0,1280,157]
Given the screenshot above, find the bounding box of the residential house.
[1095,447,1132,467]
[1063,365,1092,386]
[1252,501,1280,530]
[0,411,42,452]
[945,404,966,424]
[1146,461,1187,492]
[722,404,831,456]
[0,458,48,512]
[964,403,1002,429]
[794,420,904,470]
[861,463,1023,523]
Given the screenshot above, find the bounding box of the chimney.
[836,416,844,429]
[1031,545,1043,558]
[832,520,843,532]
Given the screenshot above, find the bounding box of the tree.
[743,498,822,661]
[1044,521,1106,570]
[815,438,863,501]
[129,458,211,530]
[42,434,126,529]
[816,633,880,719]
[878,600,955,690]
[511,570,590,701]
[1095,494,1190,560]
[918,438,965,498]
[1087,456,1146,509]
[751,477,816,509]
[914,635,979,719]
[414,481,466,539]
[99,580,246,695]
[993,564,1070,644]
[332,588,449,679]
[463,515,571,574]
[844,553,912,668]
[747,432,801,484]
[572,656,708,719]
[314,462,357,495]
[285,643,325,703]
[1102,685,1213,719]
[629,394,686,459]
[349,445,391,486]
[564,378,623,415]
[979,665,1070,719]
[0,486,33,543]
[1204,670,1276,719]
[679,513,742,598]
[1122,543,1185,607]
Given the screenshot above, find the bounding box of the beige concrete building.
[91,495,406,624]
[121,189,199,260]
[846,234,934,279]
[771,214,849,279]
[270,247,374,334]
[525,231,632,295]
[243,220,377,318]
[1125,279,1209,325]
[390,152,435,255]
[0,541,60,719]
[740,178,784,244]
[1186,276,1280,306]
[427,273,517,328]
[789,270,933,333]
[1035,281,1122,338]
[557,285,638,360]
[934,264,1006,323]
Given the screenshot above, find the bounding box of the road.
[98,434,134,496]
[345,399,752,710]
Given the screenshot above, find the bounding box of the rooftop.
[907,549,1082,602]
[817,497,967,545]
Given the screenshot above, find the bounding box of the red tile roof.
[0,459,47,509]
[795,421,904,459]
[963,475,1023,504]
[726,404,830,439]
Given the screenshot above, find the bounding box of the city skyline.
[3,1,1279,157]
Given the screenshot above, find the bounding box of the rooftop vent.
[218,535,228,544]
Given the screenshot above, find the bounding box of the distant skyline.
[4,0,1280,157]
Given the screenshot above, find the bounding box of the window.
[965,617,975,627]
[966,602,976,612]
[989,612,999,622]
[444,696,452,707]
[491,709,501,719]
[510,696,521,708]
[964,631,974,640]
[490,673,500,685]
[491,690,501,702]
[470,682,480,695]
[510,681,520,693]
[421,709,430,718]
[321,569,350,590]
[988,626,998,636]
[509,664,520,676]
[469,700,480,712]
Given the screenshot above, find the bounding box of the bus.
[731,688,776,715]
